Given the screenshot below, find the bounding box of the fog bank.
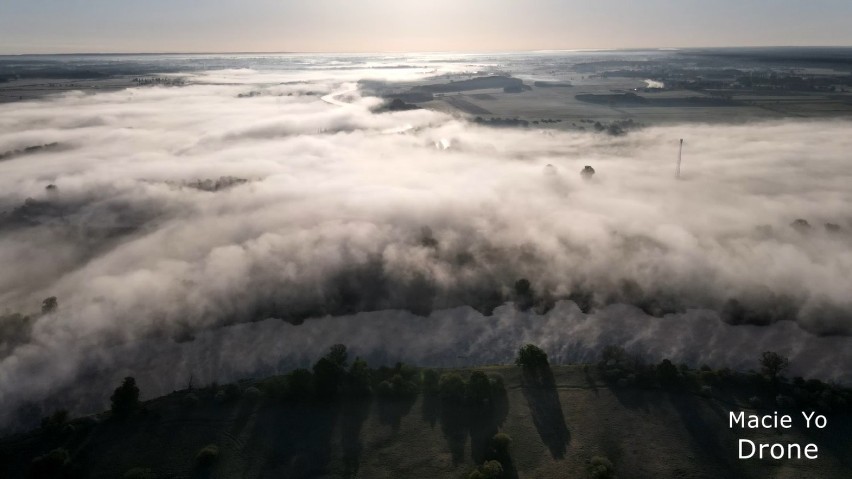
[2,65,852,429]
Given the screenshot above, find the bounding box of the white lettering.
[802,411,827,429]
[730,411,744,428]
[739,439,755,459]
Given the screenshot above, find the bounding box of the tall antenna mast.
[675,138,683,179]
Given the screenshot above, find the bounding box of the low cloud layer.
[1,64,852,429]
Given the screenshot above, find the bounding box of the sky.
[1,0,852,54]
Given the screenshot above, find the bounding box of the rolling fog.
[2,63,852,428]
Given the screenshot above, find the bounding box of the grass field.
[2,365,851,479]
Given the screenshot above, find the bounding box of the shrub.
[195,444,219,466]
[439,373,466,403]
[469,460,504,479]
[588,455,615,479]
[123,468,156,479]
[111,377,140,417]
[377,374,418,398]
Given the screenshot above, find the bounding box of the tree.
[439,373,466,403]
[657,359,679,385]
[467,371,492,405]
[41,297,58,315]
[515,344,549,371]
[346,357,372,396]
[760,351,789,381]
[110,377,140,417]
[326,344,348,368]
[313,357,344,398]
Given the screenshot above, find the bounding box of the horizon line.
[3,45,852,57]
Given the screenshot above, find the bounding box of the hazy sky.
[1,0,852,54]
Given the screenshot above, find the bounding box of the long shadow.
[521,366,570,459]
[583,366,600,397]
[666,390,751,479]
[340,397,373,479]
[421,393,440,428]
[798,411,852,472]
[439,401,469,465]
[609,384,653,413]
[469,391,510,464]
[375,394,416,432]
[254,400,338,479]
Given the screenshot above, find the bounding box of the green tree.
[110,377,140,417]
[326,344,348,368]
[439,373,466,403]
[346,357,372,396]
[515,344,549,370]
[467,371,492,404]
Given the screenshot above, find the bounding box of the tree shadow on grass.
[469,391,510,465]
[341,397,373,479]
[440,401,470,466]
[521,366,570,459]
[254,401,338,479]
[375,394,417,433]
[421,392,440,428]
[666,390,749,479]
